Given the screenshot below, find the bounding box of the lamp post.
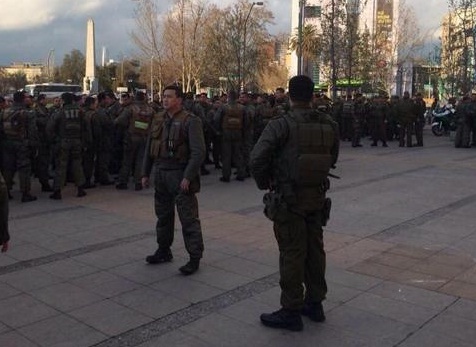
[240,1,263,92]
[150,55,154,103]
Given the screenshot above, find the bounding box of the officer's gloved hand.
[1,241,9,253]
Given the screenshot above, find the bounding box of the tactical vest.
[222,104,244,131]
[61,105,82,139]
[342,101,354,117]
[130,103,154,136]
[149,110,190,163]
[275,110,336,189]
[2,108,27,140]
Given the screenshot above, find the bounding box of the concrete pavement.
[1,129,476,346]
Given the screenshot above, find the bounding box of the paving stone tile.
[0,294,59,328]
[30,282,103,312]
[326,267,383,291]
[5,243,54,261]
[326,282,364,304]
[426,251,476,269]
[135,329,217,347]
[0,268,62,292]
[439,280,476,301]
[108,260,180,285]
[410,261,467,279]
[346,292,439,326]
[68,299,153,336]
[325,305,416,346]
[211,256,276,279]
[179,312,274,347]
[219,298,275,326]
[17,314,107,347]
[328,239,394,268]
[367,252,421,269]
[71,244,144,270]
[112,287,189,319]
[399,329,474,347]
[0,282,21,300]
[445,298,476,321]
[348,260,404,280]
[369,281,457,310]
[150,276,224,303]
[190,265,253,290]
[423,311,476,344]
[37,258,99,280]
[392,270,449,290]
[0,330,39,347]
[70,271,143,298]
[455,265,476,285]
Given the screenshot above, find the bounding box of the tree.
[202,0,273,92]
[289,24,320,76]
[445,0,476,95]
[59,49,85,84]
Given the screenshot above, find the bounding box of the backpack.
[2,108,27,139]
[279,110,337,187]
[131,103,154,136]
[222,104,244,130]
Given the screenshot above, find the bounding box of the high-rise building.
[289,0,400,93]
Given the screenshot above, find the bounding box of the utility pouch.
[263,192,289,223]
[321,197,332,226]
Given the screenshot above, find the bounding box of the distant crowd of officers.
[1,86,476,203]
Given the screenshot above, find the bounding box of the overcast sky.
[0,0,448,67]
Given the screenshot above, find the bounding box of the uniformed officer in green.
[47,92,91,199]
[142,85,205,275]
[250,75,340,331]
[0,91,38,202]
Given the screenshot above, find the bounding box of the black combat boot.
[49,190,62,200]
[77,187,87,197]
[21,193,37,203]
[146,248,173,264]
[260,308,303,331]
[301,301,326,322]
[179,258,200,275]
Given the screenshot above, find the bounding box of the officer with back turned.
[250,75,339,331]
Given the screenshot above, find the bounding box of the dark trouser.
[118,136,145,185]
[341,117,352,140]
[399,122,414,147]
[371,121,387,144]
[414,121,424,146]
[35,143,51,187]
[351,121,362,146]
[455,122,471,148]
[53,139,85,190]
[95,147,112,183]
[221,137,245,179]
[211,135,222,166]
[83,147,96,183]
[2,140,32,194]
[273,211,327,310]
[0,171,9,245]
[154,168,204,259]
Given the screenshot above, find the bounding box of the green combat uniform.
[47,97,91,199]
[250,75,339,332]
[1,100,38,201]
[142,106,205,272]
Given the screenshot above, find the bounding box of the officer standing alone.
[142,85,205,275]
[250,75,340,331]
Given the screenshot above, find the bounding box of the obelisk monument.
[83,18,98,94]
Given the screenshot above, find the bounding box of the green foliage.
[59,49,85,84]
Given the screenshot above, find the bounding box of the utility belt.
[262,189,331,226]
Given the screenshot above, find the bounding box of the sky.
[0,0,448,67]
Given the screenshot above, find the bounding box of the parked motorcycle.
[431,104,457,136]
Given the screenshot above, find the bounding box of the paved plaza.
[1,129,476,347]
